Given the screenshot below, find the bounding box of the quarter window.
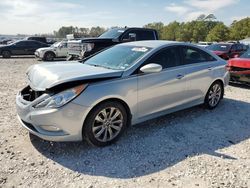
[182,46,216,64]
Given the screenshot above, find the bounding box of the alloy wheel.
[92,107,123,142]
[208,83,222,107]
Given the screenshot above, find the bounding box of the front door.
[137,46,187,119]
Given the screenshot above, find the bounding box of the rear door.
[179,46,217,102]
[137,46,187,119]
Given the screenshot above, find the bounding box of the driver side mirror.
[128,33,136,41]
[140,63,162,74]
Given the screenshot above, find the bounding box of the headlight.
[34,84,87,109]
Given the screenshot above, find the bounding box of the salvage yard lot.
[0,57,250,188]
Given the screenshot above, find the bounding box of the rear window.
[182,46,216,64]
[98,28,125,39]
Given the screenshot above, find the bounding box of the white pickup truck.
[35,41,68,61]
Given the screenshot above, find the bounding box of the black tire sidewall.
[2,51,11,58]
[205,81,223,109]
[83,101,128,147]
[44,52,55,61]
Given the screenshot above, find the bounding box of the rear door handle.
[207,67,213,70]
[176,74,184,79]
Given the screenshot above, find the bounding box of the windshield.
[84,45,151,70]
[240,48,250,58]
[206,44,231,51]
[51,42,61,47]
[98,28,125,39]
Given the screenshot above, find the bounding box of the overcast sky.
[0,0,249,35]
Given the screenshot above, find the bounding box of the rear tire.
[2,51,11,58]
[83,101,128,147]
[204,81,223,109]
[43,52,55,61]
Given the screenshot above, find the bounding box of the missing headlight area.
[21,86,46,102]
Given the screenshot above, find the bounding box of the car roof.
[119,40,183,48]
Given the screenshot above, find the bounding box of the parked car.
[35,41,68,61]
[0,38,12,45]
[228,48,250,84]
[26,36,55,45]
[207,43,247,60]
[0,40,49,58]
[67,27,159,60]
[197,41,213,48]
[16,41,229,146]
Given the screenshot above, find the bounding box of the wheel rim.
[47,54,53,60]
[92,107,123,142]
[3,51,9,57]
[208,84,222,107]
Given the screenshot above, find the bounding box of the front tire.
[204,81,223,109]
[43,52,55,61]
[83,101,128,147]
[2,51,11,58]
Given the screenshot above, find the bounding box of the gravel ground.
[0,57,250,188]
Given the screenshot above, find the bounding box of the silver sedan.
[16,41,229,146]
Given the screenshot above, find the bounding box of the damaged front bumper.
[16,86,91,142]
[229,69,250,84]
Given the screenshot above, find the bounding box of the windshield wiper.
[87,64,113,70]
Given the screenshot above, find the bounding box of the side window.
[146,47,181,69]
[122,30,155,41]
[16,41,27,46]
[135,30,155,40]
[231,45,237,51]
[61,42,67,48]
[182,46,216,64]
[237,44,243,51]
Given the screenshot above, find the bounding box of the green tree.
[206,23,229,42]
[161,21,180,40]
[230,17,250,40]
[89,26,106,37]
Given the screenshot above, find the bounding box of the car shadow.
[0,56,35,59]
[229,82,250,89]
[30,98,250,179]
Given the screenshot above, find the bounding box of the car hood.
[228,58,250,69]
[36,47,55,52]
[26,61,123,91]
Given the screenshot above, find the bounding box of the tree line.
[53,17,250,42]
[144,17,250,42]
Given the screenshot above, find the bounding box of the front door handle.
[176,74,184,79]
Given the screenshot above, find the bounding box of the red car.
[207,43,247,60]
[227,48,250,84]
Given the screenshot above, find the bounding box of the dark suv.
[0,40,49,58]
[67,27,159,60]
[207,43,248,60]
